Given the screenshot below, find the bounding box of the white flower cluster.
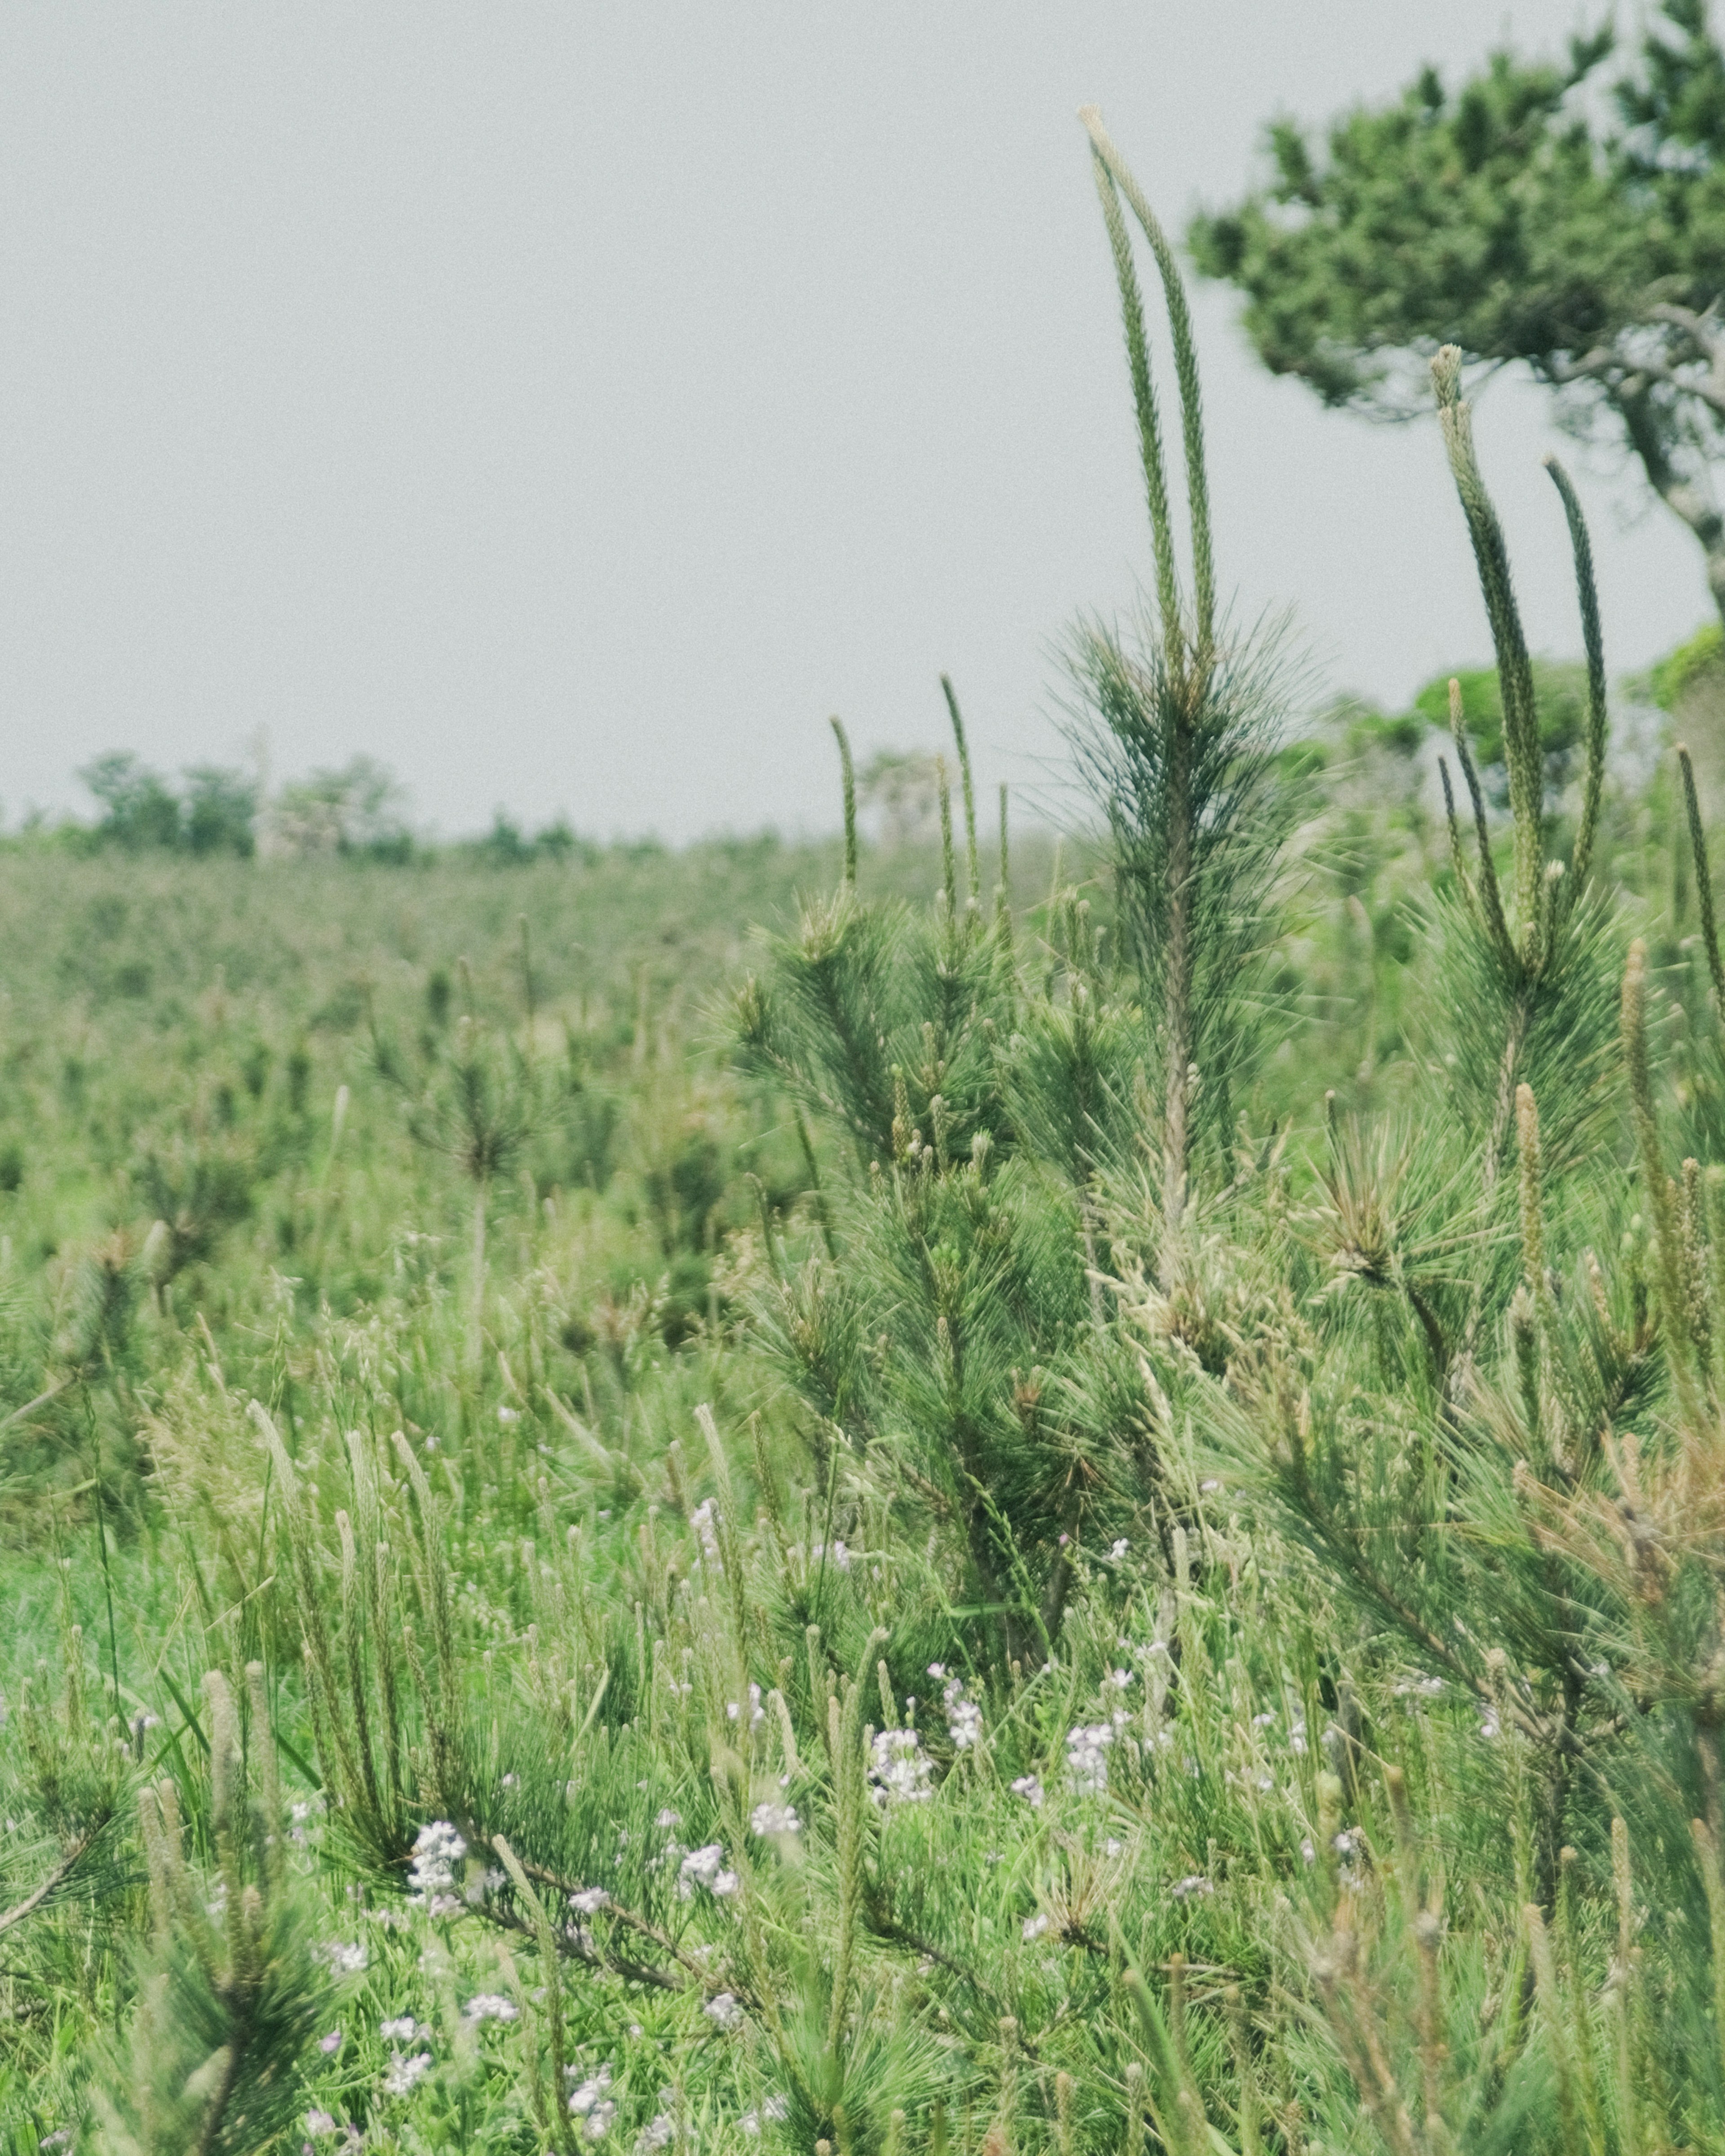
[288,1794,324,1847]
[750,1801,800,1837]
[1171,1874,1213,1900]
[637,2116,676,2152]
[741,2095,789,2134]
[570,1885,611,1914]
[726,1683,765,1730]
[1066,1722,1114,1796]
[380,2015,424,2043]
[678,1842,739,1899]
[1009,1773,1044,1809]
[704,1991,744,2030]
[809,1539,850,1572]
[689,1499,722,1568]
[303,2114,363,2147]
[384,2049,433,2097]
[1022,1912,1049,1940]
[407,1820,469,1918]
[464,1993,519,2022]
[317,1939,368,1975]
[868,1727,932,1805]
[929,1665,982,1750]
[568,2062,616,2137]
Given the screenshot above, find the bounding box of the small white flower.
[1021,1912,1050,1940]
[384,2050,434,2097]
[305,2111,340,2137]
[569,2064,615,2117]
[380,2016,422,2043]
[678,1843,731,1898]
[941,1674,983,1751]
[464,1993,519,2022]
[637,2117,676,2152]
[1171,1875,1213,1900]
[655,1808,682,1829]
[1009,1774,1044,1809]
[868,1727,932,1804]
[571,1886,611,1914]
[690,1499,723,1567]
[750,1801,801,1836]
[1108,1538,1130,1561]
[704,1991,744,2030]
[318,2027,343,2054]
[498,1405,520,1424]
[1066,1722,1115,1796]
[407,1820,469,1916]
[319,1940,367,1975]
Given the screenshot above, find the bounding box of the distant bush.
[1411,657,1589,806]
[78,752,257,856]
[466,809,597,867]
[265,755,415,861]
[1649,619,1725,713]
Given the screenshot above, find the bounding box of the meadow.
[11,123,1725,2156]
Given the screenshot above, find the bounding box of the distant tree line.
[63,752,594,866]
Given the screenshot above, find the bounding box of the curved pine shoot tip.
[1677,742,1725,1015]
[1079,106,1214,661]
[1542,454,1607,899]
[1622,933,1708,1427]
[1428,344,1541,939]
[829,716,856,889]
[936,754,957,917]
[1083,119,1179,654]
[940,674,979,902]
[1446,675,1515,973]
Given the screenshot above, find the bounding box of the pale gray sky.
[0,3,1707,841]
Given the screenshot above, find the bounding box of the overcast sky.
[0,3,1708,841]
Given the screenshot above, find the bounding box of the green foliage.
[1411,658,1589,805]
[1650,617,1725,711]
[1191,0,1725,621]
[79,755,257,858]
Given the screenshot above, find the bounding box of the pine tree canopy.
[1189,0,1725,622]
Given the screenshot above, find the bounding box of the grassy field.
[14,128,1725,2155]
[1,667,1724,2152]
